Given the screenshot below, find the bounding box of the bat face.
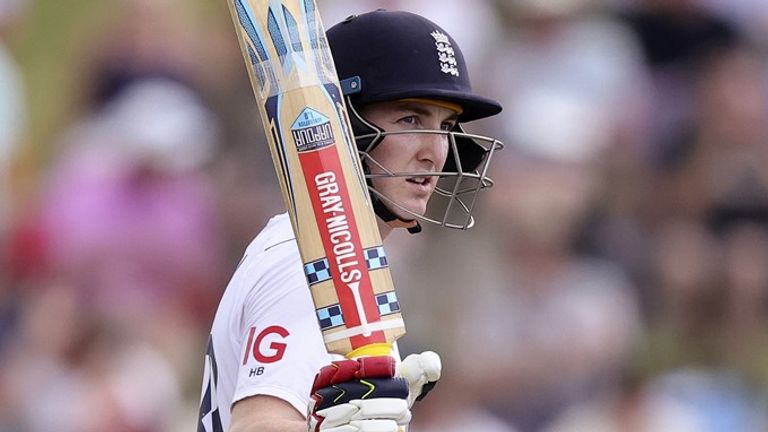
[228,0,405,357]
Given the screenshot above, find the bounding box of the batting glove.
[397,351,442,407]
[307,356,411,432]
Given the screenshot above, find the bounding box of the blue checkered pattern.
[316,305,344,330]
[364,246,389,270]
[376,291,400,316]
[304,258,331,285]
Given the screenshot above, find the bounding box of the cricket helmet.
[327,9,504,231]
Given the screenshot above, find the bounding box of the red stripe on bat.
[299,146,384,349]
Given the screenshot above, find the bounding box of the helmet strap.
[407,222,423,234]
[368,178,422,234]
[374,196,422,233]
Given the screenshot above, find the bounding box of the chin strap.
[371,192,423,234]
[406,222,423,234]
[361,156,422,235]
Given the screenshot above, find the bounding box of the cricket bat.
[226,0,405,358]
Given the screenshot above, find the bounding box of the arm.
[229,395,305,432]
[228,352,442,432]
[225,234,332,431]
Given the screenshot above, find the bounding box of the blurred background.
[3,0,768,430]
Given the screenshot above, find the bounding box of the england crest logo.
[431,31,459,77]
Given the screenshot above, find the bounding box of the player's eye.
[398,115,418,126]
[440,121,456,131]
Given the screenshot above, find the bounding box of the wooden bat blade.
[226,0,405,357]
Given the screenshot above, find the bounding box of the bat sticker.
[304,257,332,285]
[291,108,335,152]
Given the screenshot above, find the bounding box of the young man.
[198,9,503,432]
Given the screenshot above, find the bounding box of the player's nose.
[414,132,448,169]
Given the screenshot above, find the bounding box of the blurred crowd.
[3,0,768,431]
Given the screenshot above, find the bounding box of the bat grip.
[346,342,393,359]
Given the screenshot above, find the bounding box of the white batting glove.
[308,357,411,432]
[310,399,411,432]
[397,351,442,407]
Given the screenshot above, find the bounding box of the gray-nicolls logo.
[431,31,459,76]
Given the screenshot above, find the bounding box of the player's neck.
[377,218,393,239]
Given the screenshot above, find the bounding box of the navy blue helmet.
[327,10,504,231]
[327,9,502,122]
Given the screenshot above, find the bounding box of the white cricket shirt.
[198,213,338,432]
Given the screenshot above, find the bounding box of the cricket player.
[198,10,503,432]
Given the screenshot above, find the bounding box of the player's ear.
[442,125,487,173]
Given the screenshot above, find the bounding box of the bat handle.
[346,342,394,359]
[347,343,406,432]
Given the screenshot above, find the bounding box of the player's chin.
[392,197,429,220]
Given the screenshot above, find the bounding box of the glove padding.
[397,351,442,407]
[308,356,410,432]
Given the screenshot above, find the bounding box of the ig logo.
[242,325,289,365]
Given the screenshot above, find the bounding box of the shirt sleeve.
[232,239,335,417]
